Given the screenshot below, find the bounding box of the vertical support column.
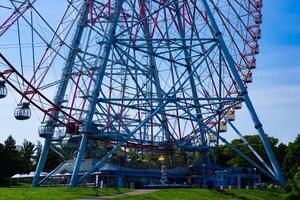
[173,1,207,147]
[32,138,50,187]
[201,0,285,186]
[69,0,124,187]
[70,133,88,187]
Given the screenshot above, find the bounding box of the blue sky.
[0,0,299,145]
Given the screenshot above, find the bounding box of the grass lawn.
[121,188,283,200]
[0,187,284,200]
[0,187,131,200]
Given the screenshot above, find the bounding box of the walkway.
[80,189,159,199]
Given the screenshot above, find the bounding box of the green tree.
[20,139,35,173]
[282,169,300,200]
[0,142,5,185]
[283,134,300,179]
[217,135,283,169]
[44,149,64,172]
[33,141,63,172]
[0,135,22,186]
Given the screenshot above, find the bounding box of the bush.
[284,181,293,193]
[294,169,300,189]
[282,191,300,200]
[283,169,300,200]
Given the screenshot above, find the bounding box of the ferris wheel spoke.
[213,4,254,72]
[0,1,31,37]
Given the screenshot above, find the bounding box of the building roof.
[12,159,189,179]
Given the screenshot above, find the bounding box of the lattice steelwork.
[0,0,285,187]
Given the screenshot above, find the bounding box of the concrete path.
[80,189,159,200]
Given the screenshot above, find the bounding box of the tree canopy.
[0,134,299,187]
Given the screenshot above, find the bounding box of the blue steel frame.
[71,35,219,187]
[26,0,285,188]
[74,42,220,186]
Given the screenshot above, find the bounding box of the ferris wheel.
[0,0,285,187]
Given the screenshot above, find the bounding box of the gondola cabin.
[14,102,31,120]
[0,81,7,99]
[243,72,253,83]
[226,110,235,121]
[251,45,259,55]
[208,132,217,143]
[255,0,263,9]
[219,121,227,133]
[233,102,242,110]
[247,58,256,69]
[38,122,54,138]
[254,29,261,40]
[255,15,262,24]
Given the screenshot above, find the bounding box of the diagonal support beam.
[201,0,285,186]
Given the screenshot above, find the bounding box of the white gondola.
[208,132,217,143]
[226,110,235,121]
[0,81,7,99]
[219,121,227,133]
[233,102,243,110]
[14,102,31,120]
[38,122,54,138]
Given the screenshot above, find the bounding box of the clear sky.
[0,0,299,145]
